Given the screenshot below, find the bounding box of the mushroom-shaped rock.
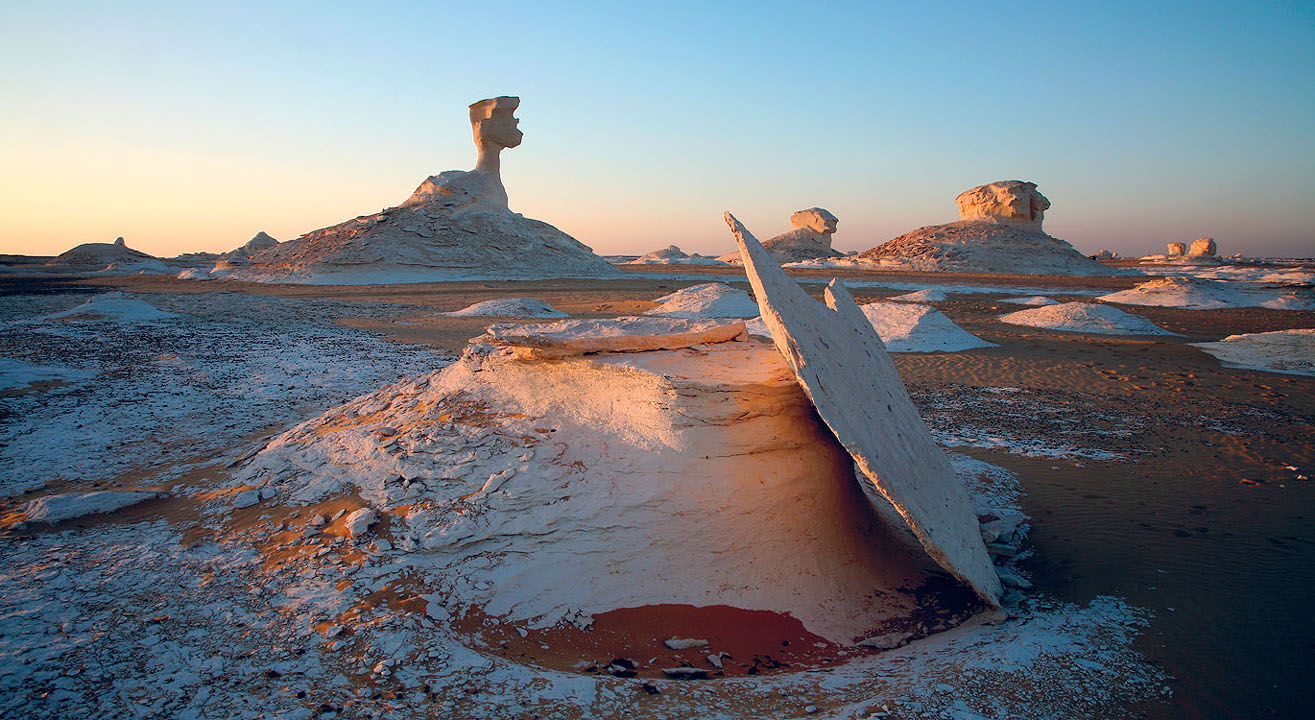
[237,96,618,283]
[955,180,1050,232]
[726,211,1003,607]
[719,208,843,265]
[858,182,1130,276]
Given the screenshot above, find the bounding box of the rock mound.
[47,237,155,268]
[441,297,567,318]
[999,302,1174,335]
[232,318,973,643]
[644,283,759,319]
[719,208,843,265]
[858,302,996,353]
[1099,277,1314,310]
[225,232,279,260]
[1192,328,1315,376]
[858,182,1130,276]
[233,97,618,284]
[627,245,729,266]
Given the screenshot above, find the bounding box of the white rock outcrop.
[441,298,567,318]
[998,302,1175,336]
[20,491,159,525]
[726,211,1003,607]
[233,318,970,643]
[858,182,1130,276]
[857,302,996,353]
[1187,237,1217,257]
[230,97,618,284]
[225,232,279,260]
[627,245,729,266]
[719,208,844,265]
[1167,242,1187,257]
[47,237,155,268]
[643,283,760,319]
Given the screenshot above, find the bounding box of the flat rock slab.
[479,317,747,357]
[22,490,161,525]
[726,212,1002,606]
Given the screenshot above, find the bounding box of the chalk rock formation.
[955,181,1049,231]
[225,231,279,260]
[727,212,1003,606]
[1187,237,1217,257]
[999,302,1175,336]
[627,245,729,266]
[47,237,155,268]
[644,283,760,319]
[1167,242,1186,257]
[719,208,844,265]
[235,97,618,284]
[233,318,975,644]
[441,297,567,318]
[858,182,1130,276]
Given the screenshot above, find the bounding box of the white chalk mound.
[0,358,96,390]
[1192,328,1315,376]
[21,491,159,525]
[627,245,729,266]
[234,318,971,643]
[644,282,760,319]
[858,303,996,353]
[228,97,618,284]
[225,231,279,260]
[46,237,155,269]
[1098,277,1315,310]
[1000,296,1060,306]
[858,182,1132,276]
[999,302,1175,336]
[727,211,1003,607]
[890,288,948,302]
[442,298,567,318]
[44,292,178,323]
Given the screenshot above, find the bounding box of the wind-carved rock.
[235,96,617,283]
[719,207,844,265]
[1167,242,1186,257]
[1187,237,1217,258]
[859,181,1133,276]
[955,181,1050,232]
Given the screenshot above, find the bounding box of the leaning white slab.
[726,212,1003,606]
[478,317,748,357]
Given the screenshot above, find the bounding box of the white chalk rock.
[719,208,843,265]
[726,212,1003,606]
[230,97,618,284]
[442,298,567,318]
[344,508,379,538]
[999,302,1175,336]
[22,490,159,524]
[1187,237,1217,257]
[644,283,760,319]
[46,238,155,268]
[1167,242,1187,257]
[225,232,279,260]
[1192,328,1315,376]
[478,317,747,358]
[44,292,178,323]
[858,302,996,353]
[955,180,1050,231]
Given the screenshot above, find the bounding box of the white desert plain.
[2,8,1313,719]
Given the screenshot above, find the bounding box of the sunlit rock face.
[235,318,974,644]
[236,96,617,283]
[47,237,154,267]
[1187,237,1217,257]
[719,207,843,265]
[859,182,1134,276]
[223,232,279,261]
[955,180,1050,232]
[1167,242,1187,257]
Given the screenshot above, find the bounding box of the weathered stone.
[1167,242,1187,257]
[726,212,1003,606]
[720,207,843,264]
[955,180,1049,231]
[1187,237,1217,257]
[479,317,748,358]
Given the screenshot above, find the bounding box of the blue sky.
[2,1,1312,257]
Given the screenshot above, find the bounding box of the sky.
[1,1,1313,259]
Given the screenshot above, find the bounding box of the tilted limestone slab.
[479,317,748,358]
[726,212,1003,606]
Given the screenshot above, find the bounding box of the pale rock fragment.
[478,317,747,358]
[664,637,709,650]
[726,211,1003,606]
[344,508,379,538]
[21,490,160,525]
[231,490,261,509]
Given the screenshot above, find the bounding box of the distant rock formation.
[1167,242,1186,257]
[47,237,155,268]
[225,231,279,260]
[237,96,618,284]
[1187,237,1217,258]
[955,181,1049,232]
[627,245,728,266]
[719,207,843,265]
[858,181,1131,276]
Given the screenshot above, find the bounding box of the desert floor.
[1,266,1312,719]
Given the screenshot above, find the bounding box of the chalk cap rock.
[955,181,1050,232]
[1167,242,1186,257]
[1187,237,1217,257]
